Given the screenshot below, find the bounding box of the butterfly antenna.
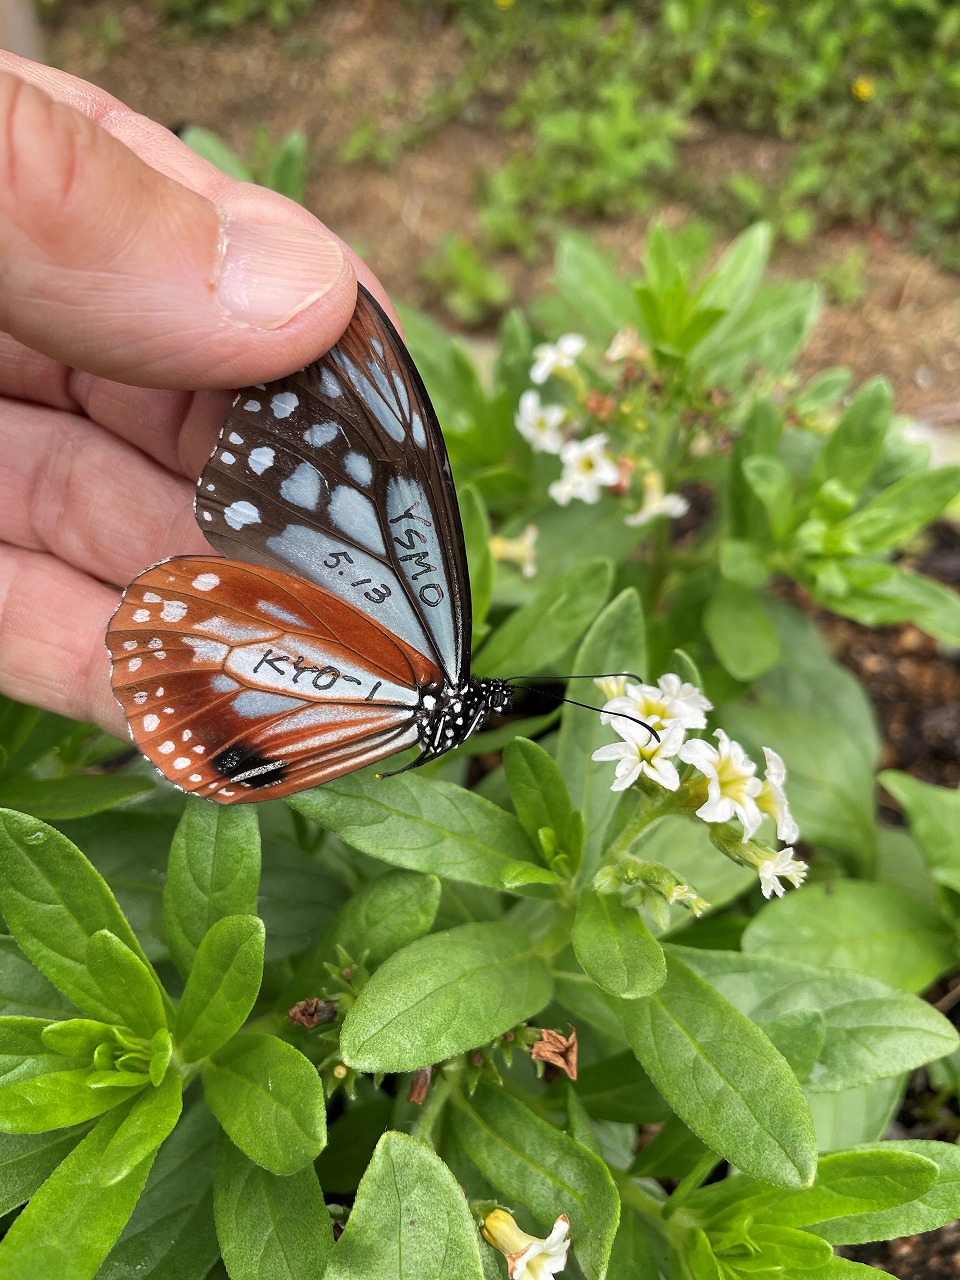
[500,671,646,686]
[505,683,660,741]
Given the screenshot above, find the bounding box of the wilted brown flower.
[531,1026,578,1081]
[287,998,337,1029]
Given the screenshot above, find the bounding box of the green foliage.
[180,126,309,203]
[0,223,958,1275]
[161,0,312,31]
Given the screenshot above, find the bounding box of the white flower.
[758,748,800,843]
[515,390,566,454]
[490,523,539,580]
[593,673,628,701]
[592,719,684,793]
[530,334,586,385]
[667,883,709,916]
[758,847,808,899]
[602,672,712,733]
[482,1210,571,1279]
[548,433,619,506]
[624,470,690,528]
[604,326,647,363]
[678,729,763,839]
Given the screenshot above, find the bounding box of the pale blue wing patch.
[385,476,457,677]
[280,462,324,511]
[327,486,386,555]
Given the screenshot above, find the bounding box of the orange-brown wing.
[106,555,442,804]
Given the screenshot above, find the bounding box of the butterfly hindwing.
[196,285,470,687]
[107,556,440,803]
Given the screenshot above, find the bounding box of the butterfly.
[106,284,516,803]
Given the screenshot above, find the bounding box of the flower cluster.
[592,673,805,901]
[514,335,687,521]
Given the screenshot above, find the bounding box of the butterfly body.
[107,285,514,803]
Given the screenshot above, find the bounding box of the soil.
[37,4,960,1273]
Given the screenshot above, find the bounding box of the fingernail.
[216,218,345,329]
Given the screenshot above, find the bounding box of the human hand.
[0,53,391,740]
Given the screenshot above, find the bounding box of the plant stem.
[662,1150,721,1218]
[410,1065,460,1146]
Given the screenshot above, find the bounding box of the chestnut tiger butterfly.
[107,283,520,804]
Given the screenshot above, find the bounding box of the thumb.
[0,71,355,389]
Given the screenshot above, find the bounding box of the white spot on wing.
[158,741,175,755]
[203,512,213,522]
[189,774,203,783]
[147,638,163,649]
[192,573,220,592]
[304,422,337,447]
[161,600,187,623]
[183,636,229,663]
[257,601,308,627]
[220,452,236,465]
[211,674,239,692]
[280,462,322,511]
[173,757,191,770]
[128,658,142,672]
[344,451,373,487]
[143,714,160,731]
[133,691,147,705]
[182,729,192,741]
[224,500,261,530]
[319,370,341,398]
[272,392,299,418]
[132,609,150,623]
[122,640,136,651]
[197,617,273,643]
[243,400,261,412]
[229,432,244,445]
[248,447,275,475]
[329,486,385,554]
[143,593,161,604]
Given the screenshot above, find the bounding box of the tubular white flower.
[758,847,808,899]
[678,729,763,839]
[592,719,684,793]
[758,747,800,843]
[624,470,690,528]
[482,1210,571,1279]
[515,390,566,454]
[530,334,586,385]
[490,523,539,580]
[604,326,647,363]
[602,672,712,733]
[593,673,628,701]
[548,433,620,506]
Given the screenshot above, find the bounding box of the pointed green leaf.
[176,916,264,1063]
[86,931,168,1038]
[573,890,666,999]
[340,922,552,1072]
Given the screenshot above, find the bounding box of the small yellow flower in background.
[490,524,539,580]
[494,0,516,9]
[852,76,875,102]
[747,1,768,17]
[482,1209,571,1278]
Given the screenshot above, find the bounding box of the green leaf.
[452,1082,619,1280]
[41,1017,116,1060]
[473,558,613,678]
[573,1052,670,1125]
[164,800,261,981]
[819,561,960,643]
[0,776,153,820]
[325,1130,483,1280]
[340,922,552,1072]
[741,455,794,542]
[287,774,543,891]
[742,881,957,992]
[810,1140,960,1244]
[0,810,153,1023]
[762,1008,825,1083]
[810,377,891,497]
[677,948,958,1092]
[98,1102,219,1280]
[461,483,494,641]
[618,952,817,1188]
[180,125,252,180]
[693,1147,938,1229]
[572,890,666,999]
[202,1035,326,1177]
[557,589,646,875]
[0,1104,156,1279]
[215,1134,333,1280]
[176,916,264,1063]
[0,1066,141,1133]
[95,1069,182,1186]
[290,869,440,998]
[0,936,72,1019]
[704,582,781,680]
[504,737,581,864]
[0,1127,88,1216]
[835,466,960,553]
[551,232,644,342]
[808,1078,905,1153]
[880,771,960,894]
[86,930,168,1038]
[716,1223,833,1273]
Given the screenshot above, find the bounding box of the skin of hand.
[0,53,397,742]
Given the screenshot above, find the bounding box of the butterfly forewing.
[195,285,470,687]
[108,556,440,802]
